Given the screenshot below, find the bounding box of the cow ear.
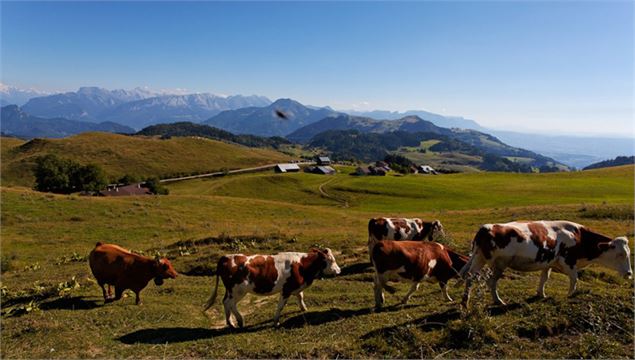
[598,242,611,251]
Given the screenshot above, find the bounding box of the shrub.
[34,154,108,194]
[144,177,169,195]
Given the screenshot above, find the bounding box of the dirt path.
[318,177,349,207]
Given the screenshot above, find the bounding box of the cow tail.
[203,271,220,312]
[95,241,103,247]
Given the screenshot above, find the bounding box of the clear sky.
[1,1,633,136]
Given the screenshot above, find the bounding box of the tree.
[34,154,72,193]
[144,177,169,195]
[34,154,108,194]
[73,164,108,192]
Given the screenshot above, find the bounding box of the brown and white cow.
[368,217,445,255]
[371,240,469,310]
[460,221,632,307]
[203,248,341,328]
[89,242,178,305]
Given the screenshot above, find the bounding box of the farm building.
[274,163,301,173]
[375,161,391,172]
[314,166,336,175]
[99,183,153,197]
[353,165,386,176]
[419,165,438,175]
[316,156,332,165]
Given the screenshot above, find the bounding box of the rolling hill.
[0,132,292,187]
[290,114,568,172]
[0,105,134,139]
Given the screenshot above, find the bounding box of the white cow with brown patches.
[460,221,632,307]
[203,248,340,328]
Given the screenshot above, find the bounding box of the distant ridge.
[583,156,634,170]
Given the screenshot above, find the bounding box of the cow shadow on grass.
[2,296,101,318]
[40,296,101,311]
[117,324,269,344]
[280,304,420,329]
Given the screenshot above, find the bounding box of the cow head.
[154,258,178,285]
[429,220,446,241]
[312,248,341,276]
[596,237,632,279]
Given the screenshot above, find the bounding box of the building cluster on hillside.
[353,161,438,176]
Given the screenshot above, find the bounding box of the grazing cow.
[371,240,469,310]
[368,217,445,256]
[89,242,178,305]
[203,248,341,328]
[460,221,633,307]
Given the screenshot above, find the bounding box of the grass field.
[1,165,633,358]
[0,134,292,187]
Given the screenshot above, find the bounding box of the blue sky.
[1,1,633,136]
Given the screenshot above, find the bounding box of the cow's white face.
[598,237,632,279]
[322,248,341,276]
[432,220,446,240]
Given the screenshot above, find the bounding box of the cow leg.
[296,292,307,312]
[561,266,578,297]
[488,267,506,306]
[273,295,289,327]
[401,282,420,305]
[536,268,552,298]
[229,292,246,328]
[105,286,124,303]
[461,254,486,307]
[439,282,453,302]
[107,285,113,299]
[98,282,108,301]
[373,272,386,310]
[134,291,142,305]
[222,291,235,328]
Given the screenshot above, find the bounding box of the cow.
[368,217,445,258]
[88,242,178,305]
[371,240,469,310]
[203,248,341,328]
[460,221,633,307]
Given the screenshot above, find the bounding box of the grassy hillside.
[0,133,292,187]
[1,166,633,358]
[169,165,634,212]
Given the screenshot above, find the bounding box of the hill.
[583,156,635,170]
[0,132,292,187]
[135,122,291,149]
[204,98,341,136]
[0,105,134,139]
[293,115,568,172]
[346,109,485,131]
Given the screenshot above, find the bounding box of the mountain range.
[1,105,134,138]
[2,84,632,168]
[0,83,51,107]
[19,87,271,129]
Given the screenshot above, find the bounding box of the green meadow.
[1,165,633,358]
